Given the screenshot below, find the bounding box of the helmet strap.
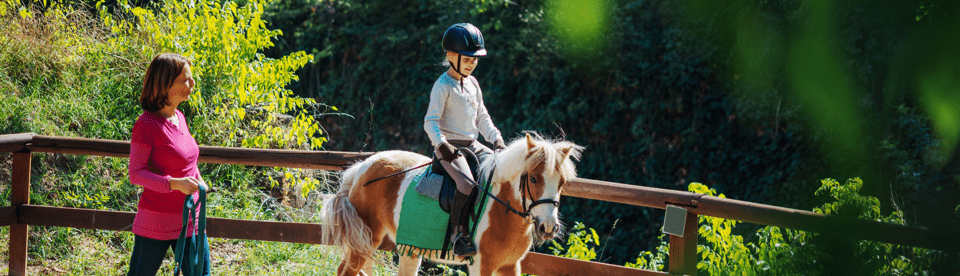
[455,53,464,90]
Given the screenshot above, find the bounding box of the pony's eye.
[529,176,537,183]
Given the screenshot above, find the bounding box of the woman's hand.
[169,177,204,195]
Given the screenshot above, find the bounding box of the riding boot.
[450,190,477,257]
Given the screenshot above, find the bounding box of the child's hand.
[437,142,459,162]
[495,140,507,150]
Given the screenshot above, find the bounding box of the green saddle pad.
[395,166,490,259]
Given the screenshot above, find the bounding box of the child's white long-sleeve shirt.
[424,73,503,147]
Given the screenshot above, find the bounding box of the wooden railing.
[2,133,958,276]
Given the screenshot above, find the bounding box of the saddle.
[414,148,482,214]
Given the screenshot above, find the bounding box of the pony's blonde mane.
[480,133,584,185]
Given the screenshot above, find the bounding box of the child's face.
[447,52,479,77]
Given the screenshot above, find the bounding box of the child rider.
[423,23,508,257]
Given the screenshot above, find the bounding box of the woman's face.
[167,64,195,105]
[448,52,479,77]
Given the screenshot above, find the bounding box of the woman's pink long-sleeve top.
[128,109,201,240]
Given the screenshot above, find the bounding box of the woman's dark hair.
[140,53,191,112]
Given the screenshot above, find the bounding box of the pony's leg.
[337,250,370,276]
[494,264,520,276]
[396,254,422,276]
[362,260,375,275]
[468,262,482,276]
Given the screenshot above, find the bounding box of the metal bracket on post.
[665,204,697,276]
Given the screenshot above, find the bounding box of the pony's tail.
[321,163,375,259]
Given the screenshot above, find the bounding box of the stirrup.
[453,233,477,257]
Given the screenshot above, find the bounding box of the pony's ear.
[526,133,536,150]
[557,142,584,161]
[560,145,573,161]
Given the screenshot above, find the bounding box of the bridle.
[468,152,560,224]
[517,172,561,221]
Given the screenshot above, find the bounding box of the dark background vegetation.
[259,0,960,266]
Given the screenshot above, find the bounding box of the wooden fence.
[2,133,958,276]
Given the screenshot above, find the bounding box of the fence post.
[9,152,31,276]
[668,208,698,275]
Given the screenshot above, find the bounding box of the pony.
[321,133,584,276]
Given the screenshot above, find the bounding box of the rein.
[362,161,433,187]
[451,152,559,223]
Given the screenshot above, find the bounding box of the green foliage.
[545,0,613,62]
[97,0,331,195]
[549,221,601,261]
[812,178,940,275]
[690,182,823,275]
[813,178,879,218]
[98,0,323,150]
[716,180,938,275]
[624,235,669,271]
[430,264,467,276]
[0,0,144,138]
[627,180,946,275]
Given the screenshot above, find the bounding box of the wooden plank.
[17,205,386,250]
[694,196,960,253]
[19,205,321,242]
[520,252,669,276]
[18,206,673,275]
[19,205,136,231]
[564,179,960,252]
[27,135,375,170]
[0,133,34,153]
[197,145,372,171]
[205,216,324,244]
[0,206,14,227]
[668,209,698,276]
[9,152,31,276]
[563,178,702,209]
[28,135,129,157]
[13,134,960,253]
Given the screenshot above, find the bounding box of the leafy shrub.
[98,0,330,195]
[626,180,945,275]
[624,235,669,271]
[626,183,822,275]
[98,0,321,150]
[549,221,602,262]
[690,182,823,275]
[813,178,939,275]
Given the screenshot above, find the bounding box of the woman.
[127,53,210,276]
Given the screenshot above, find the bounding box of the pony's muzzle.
[534,218,560,240]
